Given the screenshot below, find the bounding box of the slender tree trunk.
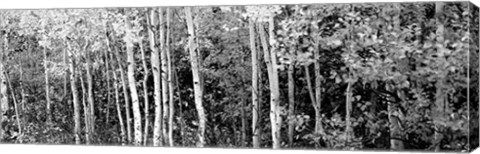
[345,11,355,147]
[149,8,164,147]
[344,57,353,147]
[113,67,127,145]
[287,57,295,147]
[140,38,150,146]
[105,38,112,125]
[185,7,206,147]
[0,16,5,142]
[64,48,68,99]
[269,16,281,149]
[233,120,238,146]
[115,47,133,145]
[304,65,317,111]
[345,78,353,147]
[305,63,322,141]
[313,39,323,148]
[258,18,281,149]
[434,2,445,152]
[80,72,91,145]
[160,7,170,145]
[250,19,261,148]
[84,38,95,143]
[125,13,143,146]
[166,8,175,147]
[5,73,22,137]
[305,64,324,147]
[44,45,52,124]
[67,42,81,145]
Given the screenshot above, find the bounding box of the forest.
[0,2,478,152]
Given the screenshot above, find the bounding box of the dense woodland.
[0,2,478,152]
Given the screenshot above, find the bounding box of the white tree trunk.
[84,38,95,142]
[0,37,6,142]
[185,7,206,147]
[313,39,323,148]
[113,68,127,145]
[80,72,91,145]
[66,41,81,145]
[250,19,261,148]
[149,8,164,147]
[125,13,143,146]
[258,18,281,149]
[160,8,170,145]
[117,54,132,144]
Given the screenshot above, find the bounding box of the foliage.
[0,2,477,152]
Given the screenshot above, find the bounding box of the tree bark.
[64,47,68,99]
[124,13,143,146]
[345,79,353,147]
[160,7,170,145]
[0,35,6,142]
[80,71,91,145]
[67,41,81,145]
[249,19,261,148]
[313,39,323,148]
[113,65,127,145]
[0,15,5,142]
[149,8,164,147]
[258,17,281,149]
[166,8,175,147]
[84,38,95,143]
[185,7,206,147]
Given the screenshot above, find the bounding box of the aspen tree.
[249,19,261,148]
[185,7,206,147]
[66,41,81,145]
[149,8,164,146]
[124,12,143,146]
[258,16,281,149]
[160,7,169,144]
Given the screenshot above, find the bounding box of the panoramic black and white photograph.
[0,1,479,152]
